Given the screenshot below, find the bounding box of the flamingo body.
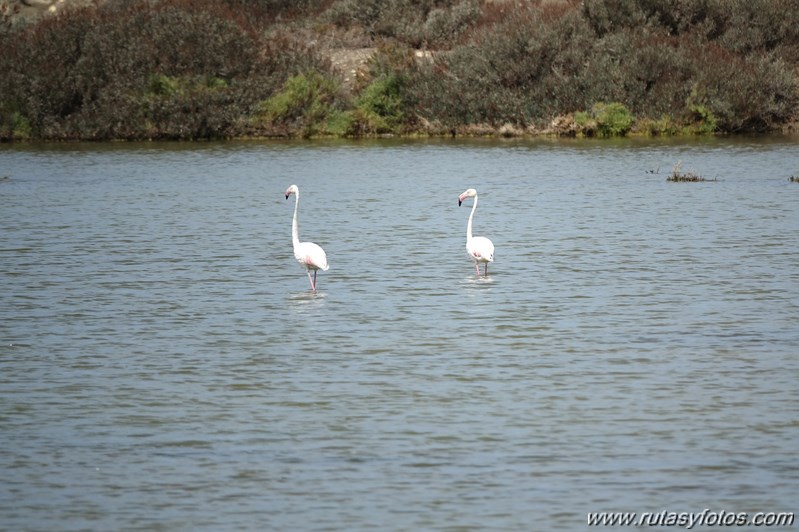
[294,241,329,273]
[285,184,328,291]
[468,236,495,264]
[458,188,494,277]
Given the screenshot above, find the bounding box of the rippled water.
[2,137,798,530]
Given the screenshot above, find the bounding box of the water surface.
[1,136,798,530]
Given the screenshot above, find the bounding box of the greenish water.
[1,136,798,530]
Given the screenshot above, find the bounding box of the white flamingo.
[458,188,495,277]
[285,184,329,291]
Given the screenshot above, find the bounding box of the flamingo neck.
[466,194,477,242]
[291,191,301,250]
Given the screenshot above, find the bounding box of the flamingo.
[458,188,495,277]
[285,184,329,292]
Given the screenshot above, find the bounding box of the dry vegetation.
[1,0,798,140]
[666,161,717,182]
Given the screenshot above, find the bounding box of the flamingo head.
[285,184,299,200]
[458,188,477,206]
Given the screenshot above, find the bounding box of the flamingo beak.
[458,198,463,206]
[285,194,289,200]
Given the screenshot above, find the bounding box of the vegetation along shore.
[1,0,798,141]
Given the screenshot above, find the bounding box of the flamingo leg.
[307,270,316,292]
[475,262,480,276]
[313,270,318,289]
[484,263,488,276]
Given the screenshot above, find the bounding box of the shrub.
[355,75,404,133]
[1,0,797,139]
[149,74,182,97]
[581,0,646,38]
[574,110,597,136]
[411,3,595,129]
[420,1,481,48]
[322,109,356,136]
[0,0,333,140]
[0,1,21,35]
[593,102,635,136]
[637,115,679,136]
[573,102,634,136]
[260,70,346,137]
[688,45,798,132]
[583,0,799,63]
[684,87,718,134]
[10,111,31,139]
[325,0,480,49]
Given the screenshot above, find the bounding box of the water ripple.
[1,138,798,530]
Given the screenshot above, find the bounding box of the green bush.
[574,110,597,136]
[573,103,634,137]
[10,111,31,139]
[261,71,345,137]
[355,75,404,133]
[593,102,635,136]
[347,44,419,134]
[322,109,356,136]
[684,86,718,134]
[149,74,182,97]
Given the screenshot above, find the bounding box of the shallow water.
[1,136,798,530]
